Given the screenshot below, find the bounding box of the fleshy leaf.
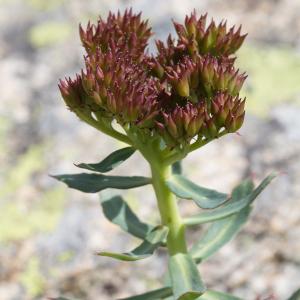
[98,226,168,261]
[168,253,206,300]
[52,173,151,193]
[199,290,242,300]
[166,175,228,209]
[184,175,276,226]
[190,175,273,262]
[287,288,300,300]
[100,195,154,239]
[117,287,172,300]
[191,207,252,263]
[231,179,254,202]
[231,174,276,204]
[75,147,135,173]
[172,161,183,174]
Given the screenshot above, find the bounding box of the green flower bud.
[176,76,190,97]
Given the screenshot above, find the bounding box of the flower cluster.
[175,13,246,56]
[59,9,247,149]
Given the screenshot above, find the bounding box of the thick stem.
[150,163,188,255]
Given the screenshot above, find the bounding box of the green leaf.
[100,195,154,239]
[75,147,135,173]
[118,287,172,300]
[98,226,168,261]
[172,161,182,174]
[231,179,255,202]
[184,175,276,226]
[166,175,228,209]
[184,195,251,226]
[232,173,276,203]
[168,253,206,300]
[287,288,300,300]
[52,173,151,193]
[191,207,252,263]
[190,175,277,262]
[198,290,242,300]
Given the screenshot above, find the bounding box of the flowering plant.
[54,9,279,300]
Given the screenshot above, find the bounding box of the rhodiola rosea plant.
[52,9,294,300]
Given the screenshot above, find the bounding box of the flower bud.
[166,59,196,98]
[187,116,203,137]
[148,59,165,78]
[184,12,198,37]
[203,118,218,138]
[156,121,176,147]
[176,76,190,97]
[173,22,188,40]
[92,91,102,105]
[235,112,245,131]
[58,76,85,111]
[163,113,179,139]
[224,110,245,133]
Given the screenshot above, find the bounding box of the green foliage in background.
[20,257,46,298]
[0,187,65,242]
[0,145,45,199]
[238,45,300,115]
[28,21,72,48]
[0,145,66,242]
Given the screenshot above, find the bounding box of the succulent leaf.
[166,175,228,209]
[118,287,172,300]
[52,173,151,193]
[189,174,276,263]
[168,253,206,299]
[184,174,276,226]
[198,290,242,300]
[191,206,252,263]
[75,147,135,173]
[100,195,154,239]
[97,225,168,261]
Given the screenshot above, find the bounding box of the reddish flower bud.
[58,75,86,111]
[235,112,245,131]
[187,116,203,137]
[224,109,245,133]
[156,121,176,147]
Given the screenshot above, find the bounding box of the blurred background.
[0,0,300,299]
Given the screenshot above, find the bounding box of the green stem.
[150,162,188,255]
[189,130,228,153]
[75,110,133,145]
[164,130,229,165]
[125,131,188,255]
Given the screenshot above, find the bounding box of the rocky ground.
[0,0,300,299]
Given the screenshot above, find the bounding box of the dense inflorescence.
[59,9,247,149]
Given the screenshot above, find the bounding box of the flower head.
[79,9,152,59]
[59,10,247,150]
[60,9,160,127]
